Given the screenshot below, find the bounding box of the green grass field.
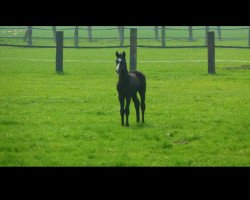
[0,41,250,166]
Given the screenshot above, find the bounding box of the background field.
[0,27,250,166]
[0,26,249,47]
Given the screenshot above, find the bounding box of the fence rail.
[0,26,249,48]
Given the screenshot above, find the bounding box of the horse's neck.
[119,62,129,82]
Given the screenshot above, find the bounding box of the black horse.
[115,51,146,126]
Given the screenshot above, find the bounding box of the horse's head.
[115,51,127,75]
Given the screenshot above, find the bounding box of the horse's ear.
[116,51,119,57]
[122,51,126,57]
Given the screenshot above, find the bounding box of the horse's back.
[129,70,146,81]
[129,70,146,93]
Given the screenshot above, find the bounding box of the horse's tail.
[131,70,146,93]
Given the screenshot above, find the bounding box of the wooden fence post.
[189,26,194,41]
[248,26,250,47]
[23,27,29,42]
[155,26,159,40]
[28,26,32,46]
[161,26,166,47]
[121,26,124,46]
[130,28,137,71]
[88,26,92,42]
[52,26,57,42]
[56,31,63,73]
[74,26,79,47]
[217,26,222,41]
[207,31,215,74]
[205,26,209,46]
[118,26,124,46]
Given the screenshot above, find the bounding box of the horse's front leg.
[125,95,131,127]
[118,94,125,126]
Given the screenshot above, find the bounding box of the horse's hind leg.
[139,91,146,123]
[132,93,140,122]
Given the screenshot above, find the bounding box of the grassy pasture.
[0,43,250,166]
